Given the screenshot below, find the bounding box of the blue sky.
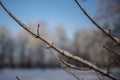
[0,0,98,37]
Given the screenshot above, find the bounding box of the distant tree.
[55,26,71,60]
[26,38,45,67]
[0,26,14,67]
[73,29,90,60]
[7,37,15,67]
[17,30,29,67]
[73,29,109,66]
[29,23,47,67]
[56,26,69,50]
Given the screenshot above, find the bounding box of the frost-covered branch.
[59,59,91,71]
[0,1,117,80]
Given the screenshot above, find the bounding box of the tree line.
[0,23,119,68]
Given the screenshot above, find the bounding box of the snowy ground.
[0,68,120,80]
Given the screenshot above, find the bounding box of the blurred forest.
[0,0,120,68]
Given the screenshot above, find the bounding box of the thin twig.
[0,1,117,80]
[103,45,120,57]
[96,72,104,80]
[59,59,91,71]
[37,24,40,36]
[59,60,81,80]
[63,68,81,80]
[107,59,114,74]
[16,76,20,80]
[74,0,120,46]
[50,51,81,80]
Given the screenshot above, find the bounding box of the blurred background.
[0,0,120,80]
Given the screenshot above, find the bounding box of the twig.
[96,72,104,80]
[59,59,81,80]
[50,51,81,80]
[16,76,20,80]
[37,24,40,36]
[63,68,80,80]
[59,59,91,71]
[74,0,120,46]
[0,1,117,80]
[107,59,114,74]
[103,45,120,57]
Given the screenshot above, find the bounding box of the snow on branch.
[0,1,117,80]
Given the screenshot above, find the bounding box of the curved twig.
[50,50,81,80]
[59,59,91,71]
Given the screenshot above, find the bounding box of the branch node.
[46,42,54,49]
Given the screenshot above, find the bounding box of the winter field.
[0,68,120,80]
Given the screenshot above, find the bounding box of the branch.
[59,59,91,71]
[50,50,81,80]
[74,0,120,46]
[103,45,120,57]
[0,1,117,80]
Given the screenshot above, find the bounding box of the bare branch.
[59,59,91,71]
[0,1,117,80]
[0,1,37,38]
[103,45,120,57]
[74,0,120,46]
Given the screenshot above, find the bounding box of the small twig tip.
[16,76,20,80]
